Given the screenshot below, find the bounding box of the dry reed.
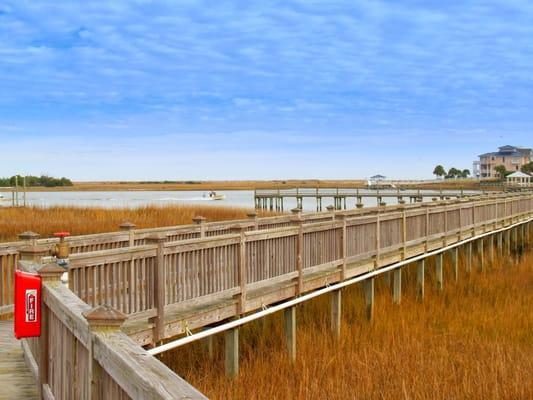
[162,250,533,400]
[0,205,260,242]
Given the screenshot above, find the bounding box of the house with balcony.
[478,145,532,178]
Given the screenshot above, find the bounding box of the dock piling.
[435,253,443,291]
[225,328,239,378]
[392,268,402,305]
[417,260,425,300]
[330,290,342,339]
[363,279,374,321]
[284,306,297,362]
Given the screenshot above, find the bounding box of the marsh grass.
[162,250,533,400]
[0,205,261,242]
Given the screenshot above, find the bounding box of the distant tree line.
[0,175,73,187]
[433,165,470,179]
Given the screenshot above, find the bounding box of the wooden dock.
[254,187,488,211]
[1,191,532,398]
[0,321,37,400]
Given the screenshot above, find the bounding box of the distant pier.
[254,187,484,211]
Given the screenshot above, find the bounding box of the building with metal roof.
[477,145,532,178]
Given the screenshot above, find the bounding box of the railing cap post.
[19,244,50,262]
[119,222,137,231]
[37,262,65,282]
[335,211,349,220]
[192,216,206,224]
[230,224,248,233]
[18,231,40,243]
[146,234,166,244]
[83,305,127,331]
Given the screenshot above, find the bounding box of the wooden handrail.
[18,260,207,399]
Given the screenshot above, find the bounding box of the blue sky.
[0,1,532,180]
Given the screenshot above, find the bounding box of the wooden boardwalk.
[1,191,531,398]
[0,321,37,400]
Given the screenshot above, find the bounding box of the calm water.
[0,189,480,211]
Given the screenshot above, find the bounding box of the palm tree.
[461,169,470,178]
[446,167,460,179]
[494,165,507,180]
[433,165,446,179]
[521,161,533,175]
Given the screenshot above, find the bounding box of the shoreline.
[5,179,499,192]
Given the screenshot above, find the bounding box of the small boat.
[207,191,226,201]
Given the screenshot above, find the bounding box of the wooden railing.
[1,192,530,315]
[18,261,207,400]
[0,194,495,313]
[63,193,532,344]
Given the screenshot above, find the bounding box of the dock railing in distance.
[18,260,207,400]
[62,192,532,346]
[0,193,479,315]
[0,192,529,316]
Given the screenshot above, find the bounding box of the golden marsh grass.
[162,251,533,400]
[0,205,260,242]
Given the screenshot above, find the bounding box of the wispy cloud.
[0,1,531,179]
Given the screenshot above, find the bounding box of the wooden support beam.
[417,260,425,300]
[201,332,214,360]
[497,232,503,257]
[383,271,391,288]
[477,238,484,272]
[393,268,401,305]
[363,278,374,321]
[284,306,296,362]
[435,253,443,291]
[466,242,472,273]
[225,328,239,378]
[506,229,511,257]
[330,289,341,339]
[451,247,459,282]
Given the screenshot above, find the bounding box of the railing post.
[291,208,304,295]
[119,222,137,246]
[146,235,166,345]
[36,262,64,399]
[337,213,348,281]
[443,203,448,246]
[247,212,259,230]
[83,305,127,399]
[375,213,381,269]
[424,206,430,252]
[326,205,335,220]
[401,205,407,259]
[193,216,207,238]
[230,225,248,315]
[18,232,49,263]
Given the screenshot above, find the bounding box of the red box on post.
[14,270,42,339]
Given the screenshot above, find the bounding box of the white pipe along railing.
[148,216,532,356]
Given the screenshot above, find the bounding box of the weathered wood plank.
[0,321,38,400]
